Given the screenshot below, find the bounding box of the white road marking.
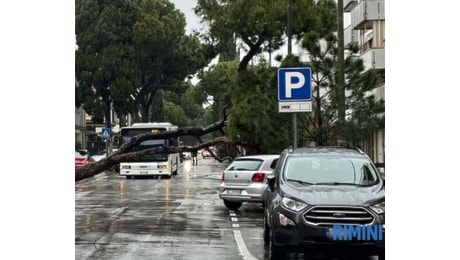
[233,230,258,260]
[228,210,259,260]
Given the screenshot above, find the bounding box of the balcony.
[344,0,358,12]
[351,0,385,30]
[344,25,359,48]
[371,83,385,101]
[360,48,385,71]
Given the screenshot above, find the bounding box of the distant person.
[192,150,198,165]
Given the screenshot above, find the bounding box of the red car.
[75,151,93,168]
[201,147,216,159]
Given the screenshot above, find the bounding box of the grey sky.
[169,0,202,34]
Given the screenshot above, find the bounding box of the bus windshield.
[120,128,169,162]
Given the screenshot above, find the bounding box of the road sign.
[279,101,312,113]
[101,127,111,139]
[278,67,312,101]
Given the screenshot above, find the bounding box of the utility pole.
[104,86,112,154]
[337,0,346,145]
[287,0,297,148]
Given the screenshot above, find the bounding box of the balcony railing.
[360,48,385,71]
[344,25,359,48]
[351,0,385,29]
[371,83,385,101]
[344,0,358,12]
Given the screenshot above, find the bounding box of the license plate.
[227,189,241,195]
[140,171,148,175]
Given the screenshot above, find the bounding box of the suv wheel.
[268,227,283,259]
[223,200,242,210]
[263,210,270,244]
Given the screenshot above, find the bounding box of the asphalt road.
[75,158,379,260]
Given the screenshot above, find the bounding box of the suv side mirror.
[266,175,276,191]
[270,159,278,169]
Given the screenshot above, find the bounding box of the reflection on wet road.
[76,158,380,260]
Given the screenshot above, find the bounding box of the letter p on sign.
[278,67,311,102]
[285,72,305,98]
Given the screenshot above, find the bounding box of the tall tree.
[76,0,139,128]
[194,0,337,154]
[300,31,385,146]
[195,0,335,71]
[131,0,216,122]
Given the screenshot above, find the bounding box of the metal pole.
[337,0,346,145]
[287,0,297,148]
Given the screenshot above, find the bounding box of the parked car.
[181,151,192,161]
[75,150,93,168]
[91,149,118,162]
[201,147,215,158]
[263,147,385,259]
[219,154,279,210]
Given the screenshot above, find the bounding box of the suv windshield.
[284,156,379,186]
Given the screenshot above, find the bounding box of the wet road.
[75,158,380,260]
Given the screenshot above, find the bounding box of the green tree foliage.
[195,0,337,154]
[76,0,216,125]
[180,84,208,122]
[225,60,293,154]
[131,0,216,122]
[195,0,335,71]
[300,32,385,146]
[76,0,139,127]
[198,60,238,122]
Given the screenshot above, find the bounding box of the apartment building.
[344,0,385,166]
[75,106,87,150]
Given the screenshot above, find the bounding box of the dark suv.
[264,147,385,259]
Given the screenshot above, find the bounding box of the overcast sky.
[169,0,201,34]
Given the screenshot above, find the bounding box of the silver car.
[219,154,279,210]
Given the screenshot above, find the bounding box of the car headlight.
[281,197,308,212]
[370,201,385,214]
[121,165,131,169]
[158,164,169,169]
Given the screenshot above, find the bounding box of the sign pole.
[287,0,297,148]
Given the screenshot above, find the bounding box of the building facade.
[344,0,385,166]
[75,106,87,150]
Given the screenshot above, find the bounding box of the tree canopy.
[75,0,384,181]
[76,0,216,125]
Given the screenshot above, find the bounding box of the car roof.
[285,147,366,158]
[234,154,279,160]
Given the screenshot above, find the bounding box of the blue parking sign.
[278,67,312,101]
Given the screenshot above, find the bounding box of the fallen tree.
[76,114,242,181]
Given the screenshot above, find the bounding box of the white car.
[219,154,279,210]
[91,149,118,162]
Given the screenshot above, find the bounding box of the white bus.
[118,122,180,178]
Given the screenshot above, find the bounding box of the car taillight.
[221,172,225,181]
[251,172,265,182]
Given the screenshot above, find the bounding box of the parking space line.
[228,210,259,260]
[233,230,258,260]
